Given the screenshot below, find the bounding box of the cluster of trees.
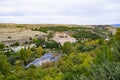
[34,39,61,50]
[32,26,91,33]
[0,28,120,80]
[33,26,70,33]
[73,31,100,40]
[33,26,108,41]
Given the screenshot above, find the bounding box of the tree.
[26,47,32,59]
[34,39,45,47]
[16,25,26,31]
[114,28,120,41]
[0,55,11,78]
[20,48,25,60]
[62,42,73,54]
[0,43,5,49]
[45,41,60,49]
[48,32,53,40]
[20,48,32,65]
[37,46,43,57]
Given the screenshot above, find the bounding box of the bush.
[0,43,5,49]
[10,42,19,46]
[8,36,12,39]
[78,45,97,52]
[45,41,60,49]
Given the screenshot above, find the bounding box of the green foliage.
[10,42,19,46]
[0,55,11,77]
[78,45,96,52]
[16,25,26,31]
[0,27,119,80]
[95,45,114,64]
[0,43,5,49]
[20,48,32,65]
[33,26,92,33]
[114,28,120,41]
[37,46,43,57]
[110,41,120,61]
[8,55,17,65]
[77,40,99,52]
[73,31,100,40]
[89,62,120,80]
[62,42,73,54]
[48,32,53,39]
[33,26,70,33]
[34,39,45,47]
[45,41,60,49]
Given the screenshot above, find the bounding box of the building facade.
[52,32,76,45]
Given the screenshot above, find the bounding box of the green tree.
[37,46,43,57]
[0,43,5,49]
[114,28,120,41]
[16,25,26,31]
[20,48,25,60]
[45,41,60,49]
[26,47,32,59]
[62,42,73,54]
[0,55,11,78]
[20,48,32,65]
[48,32,53,39]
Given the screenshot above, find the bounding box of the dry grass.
[0,28,46,42]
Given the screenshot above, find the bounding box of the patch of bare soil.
[0,27,47,44]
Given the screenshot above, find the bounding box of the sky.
[0,0,120,25]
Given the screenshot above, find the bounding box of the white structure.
[52,32,76,45]
[11,44,36,52]
[105,36,110,41]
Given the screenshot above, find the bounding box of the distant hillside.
[111,24,120,27]
[0,23,114,28]
[0,23,116,34]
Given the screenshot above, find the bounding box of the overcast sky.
[0,0,120,24]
